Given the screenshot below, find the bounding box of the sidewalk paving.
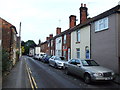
[113,75,120,85]
[2,57,31,88]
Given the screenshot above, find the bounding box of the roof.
[0,17,18,34]
[41,5,120,44]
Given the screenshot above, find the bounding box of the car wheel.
[65,68,69,75]
[54,63,57,69]
[84,74,91,84]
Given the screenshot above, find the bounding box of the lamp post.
[19,22,22,58]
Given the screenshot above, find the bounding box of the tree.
[22,40,36,55]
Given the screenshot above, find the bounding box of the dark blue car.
[42,55,52,63]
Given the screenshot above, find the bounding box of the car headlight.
[93,73,103,76]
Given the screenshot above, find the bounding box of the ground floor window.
[76,48,80,59]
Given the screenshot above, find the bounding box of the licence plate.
[105,77,112,80]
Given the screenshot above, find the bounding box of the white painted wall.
[35,47,40,54]
[71,25,90,59]
[55,37,62,57]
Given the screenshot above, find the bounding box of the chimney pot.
[69,15,76,28]
[46,37,49,41]
[81,3,83,7]
[80,3,88,24]
[49,34,53,39]
[56,27,61,35]
[84,4,86,7]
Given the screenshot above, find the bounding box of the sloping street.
[3,56,120,89]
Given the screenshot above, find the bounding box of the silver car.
[64,59,115,84]
[49,56,67,69]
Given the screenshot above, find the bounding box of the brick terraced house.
[0,17,18,66]
[40,4,120,74]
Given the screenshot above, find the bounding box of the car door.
[68,59,77,74]
[74,59,84,77]
[51,56,56,66]
[49,56,54,66]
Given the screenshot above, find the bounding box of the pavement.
[2,57,31,88]
[113,75,120,85]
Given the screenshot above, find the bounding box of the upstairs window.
[95,17,108,32]
[64,35,66,44]
[76,30,80,42]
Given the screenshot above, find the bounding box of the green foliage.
[22,40,36,55]
[2,49,12,72]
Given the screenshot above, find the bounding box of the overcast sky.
[0,0,120,44]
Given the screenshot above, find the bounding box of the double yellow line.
[26,63,38,89]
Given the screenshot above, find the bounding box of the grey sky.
[0,0,120,44]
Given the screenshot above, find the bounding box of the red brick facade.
[1,18,18,65]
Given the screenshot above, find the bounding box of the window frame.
[76,48,80,59]
[95,17,108,32]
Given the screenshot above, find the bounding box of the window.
[58,39,61,43]
[0,40,1,46]
[70,59,76,64]
[76,30,80,42]
[64,35,66,44]
[76,48,80,59]
[95,17,108,32]
[85,46,90,59]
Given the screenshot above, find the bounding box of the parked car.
[33,54,37,59]
[64,59,115,84]
[33,54,40,60]
[49,56,67,69]
[39,53,46,60]
[42,55,52,63]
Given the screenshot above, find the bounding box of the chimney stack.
[46,37,49,41]
[69,15,76,28]
[79,3,88,24]
[49,34,53,39]
[56,27,61,35]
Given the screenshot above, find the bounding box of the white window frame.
[95,17,108,32]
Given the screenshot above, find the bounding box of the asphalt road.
[3,56,120,89]
[25,56,120,89]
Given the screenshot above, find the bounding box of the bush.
[2,49,12,73]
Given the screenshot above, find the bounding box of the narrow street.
[3,56,120,89]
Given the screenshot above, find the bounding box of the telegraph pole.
[19,22,22,58]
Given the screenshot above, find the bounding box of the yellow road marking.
[26,64,34,90]
[26,62,38,89]
[32,76,38,88]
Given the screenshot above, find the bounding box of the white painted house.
[71,25,90,59]
[55,36,62,57]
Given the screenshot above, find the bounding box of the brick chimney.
[49,34,53,39]
[69,15,76,28]
[56,27,61,35]
[79,3,88,24]
[46,37,49,41]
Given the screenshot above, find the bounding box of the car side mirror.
[77,64,81,67]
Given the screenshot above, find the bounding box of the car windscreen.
[81,60,99,66]
[55,57,61,60]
